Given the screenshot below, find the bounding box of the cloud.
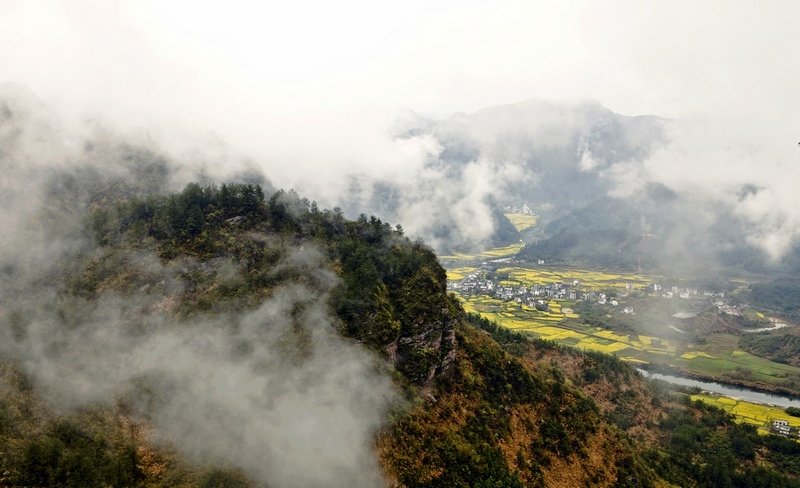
[0,87,395,487]
[2,1,800,256]
[4,271,395,487]
[391,153,528,251]
[605,119,800,260]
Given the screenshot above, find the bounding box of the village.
[446,260,732,315]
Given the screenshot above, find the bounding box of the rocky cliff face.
[392,298,458,384]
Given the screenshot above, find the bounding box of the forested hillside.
[1,178,799,487]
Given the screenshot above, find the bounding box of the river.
[740,319,792,334]
[637,369,800,408]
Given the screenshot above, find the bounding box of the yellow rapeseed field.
[504,213,539,232]
[692,393,800,430]
[496,266,652,291]
[440,243,526,263]
[680,351,716,360]
[446,267,478,281]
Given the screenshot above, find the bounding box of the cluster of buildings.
[447,267,730,315]
[447,270,632,310]
[449,271,584,301]
[654,283,726,300]
[503,203,534,215]
[771,419,795,437]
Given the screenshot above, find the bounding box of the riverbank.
[639,363,800,403]
[689,392,800,433]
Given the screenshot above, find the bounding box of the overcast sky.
[2,0,799,201]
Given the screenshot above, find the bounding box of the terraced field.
[439,242,525,263]
[445,267,479,281]
[443,242,654,293]
[455,294,676,362]
[504,213,538,232]
[495,266,653,292]
[691,393,800,432]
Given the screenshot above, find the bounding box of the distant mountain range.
[345,99,667,254]
[403,99,665,214]
[5,84,793,276]
[381,99,800,277]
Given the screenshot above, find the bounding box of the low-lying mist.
[0,84,395,488]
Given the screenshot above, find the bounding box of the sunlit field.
[445,267,479,281]
[439,243,525,263]
[496,266,652,292]
[455,294,677,359]
[691,393,800,432]
[443,242,654,292]
[504,213,538,232]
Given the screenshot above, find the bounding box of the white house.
[772,420,791,436]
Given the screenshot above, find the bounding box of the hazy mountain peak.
[389,108,433,138]
[0,82,45,113]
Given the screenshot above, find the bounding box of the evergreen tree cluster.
[645,399,800,487]
[91,183,455,383]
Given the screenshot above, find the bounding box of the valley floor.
[442,243,800,433]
